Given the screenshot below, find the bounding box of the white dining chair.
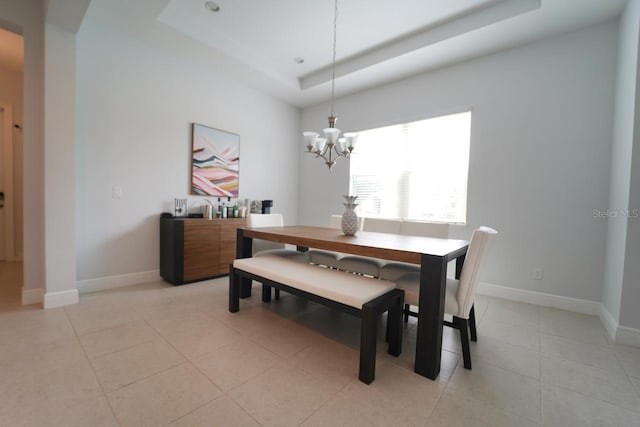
[399,220,449,238]
[247,213,309,260]
[247,213,310,299]
[337,217,402,277]
[308,215,345,268]
[379,221,450,281]
[363,218,402,234]
[395,226,498,370]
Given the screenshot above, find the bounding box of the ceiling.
[83,0,627,107]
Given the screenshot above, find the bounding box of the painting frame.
[190,123,240,197]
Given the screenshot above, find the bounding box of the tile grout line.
[22,284,633,426]
[88,316,211,398]
[159,394,226,427]
[538,335,629,372]
[538,307,640,419]
[224,387,268,427]
[611,347,640,401]
[85,337,158,361]
[440,356,544,425]
[459,299,544,425]
[293,377,357,426]
[62,306,124,427]
[73,317,153,339]
[423,359,460,426]
[141,317,229,423]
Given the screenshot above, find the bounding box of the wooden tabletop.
[242,226,468,264]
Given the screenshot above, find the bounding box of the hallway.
[0,261,25,311]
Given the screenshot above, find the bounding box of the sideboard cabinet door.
[218,218,246,275]
[183,221,220,281]
[160,216,247,285]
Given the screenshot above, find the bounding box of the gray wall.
[619,0,640,330]
[75,20,301,281]
[603,0,640,329]
[300,21,618,303]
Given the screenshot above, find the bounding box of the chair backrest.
[247,213,285,253]
[400,220,449,238]
[457,226,498,318]
[362,218,402,234]
[329,215,342,229]
[329,214,364,230]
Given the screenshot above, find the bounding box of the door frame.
[0,102,15,261]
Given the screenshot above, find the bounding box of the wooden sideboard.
[160,216,246,285]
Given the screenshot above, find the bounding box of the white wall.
[618,0,640,331]
[300,21,617,303]
[0,61,23,258]
[0,0,45,295]
[603,0,640,327]
[76,20,300,281]
[43,22,77,303]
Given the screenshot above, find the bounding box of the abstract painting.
[191,123,239,197]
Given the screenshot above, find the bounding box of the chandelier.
[302,0,358,170]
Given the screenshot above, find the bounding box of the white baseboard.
[479,282,640,348]
[22,287,44,305]
[44,289,79,309]
[598,304,618,342]
[477,282,600,315]
[616,326,640,347]
[77,270,161,294]
[598,305,640,347]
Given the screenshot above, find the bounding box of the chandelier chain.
[330,0,338,116]
[302,0,358,170]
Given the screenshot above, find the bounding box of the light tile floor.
[1,262,640,426]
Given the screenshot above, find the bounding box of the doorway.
[0,102,15,262]
[0,27,24,307]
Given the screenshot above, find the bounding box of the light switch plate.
[112,186,123,199]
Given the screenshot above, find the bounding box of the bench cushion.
[233,255,396,309]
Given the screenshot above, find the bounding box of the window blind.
[349,111,471,224]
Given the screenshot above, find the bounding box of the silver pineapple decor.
[341,195,359,236]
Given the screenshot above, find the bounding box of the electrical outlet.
[533,268,543,280]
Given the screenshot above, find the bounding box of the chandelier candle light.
[303,0,358,170]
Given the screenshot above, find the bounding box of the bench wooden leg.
[229,267,240,313]
[240,278,252,298]
[359,304,378,385]
[387,292,403,357]
[275,289,280,300]
[262,284,272,303]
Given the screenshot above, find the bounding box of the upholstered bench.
[228,255,404,384]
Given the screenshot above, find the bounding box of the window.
[349,111,471,224]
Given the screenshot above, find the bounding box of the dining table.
[234,225,469,380]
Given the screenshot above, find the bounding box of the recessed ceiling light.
[205,1,220,12]
[294,57,304,64]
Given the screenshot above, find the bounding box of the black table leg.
[414,254,447,379]
[236,228,253,298]
[456,254,466,280]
